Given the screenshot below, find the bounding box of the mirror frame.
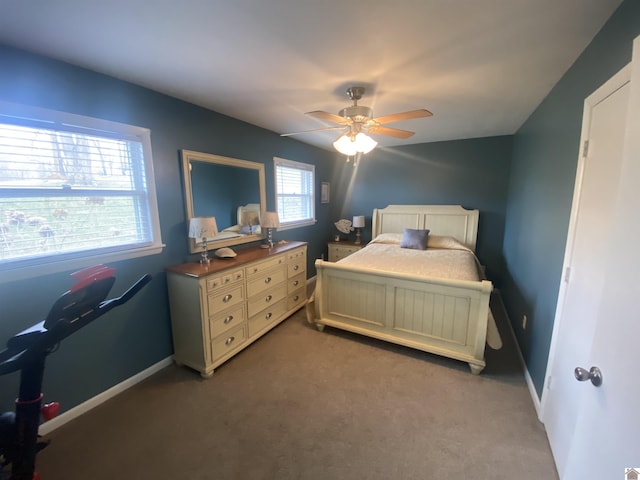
[181,150,266,253]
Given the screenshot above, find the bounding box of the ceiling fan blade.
[305,110,352,125]
[280,125,346,137]
[367,125,415,139]
[370,109,433,125]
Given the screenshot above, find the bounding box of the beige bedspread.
[309,234,502,350]
[339,234,482,282]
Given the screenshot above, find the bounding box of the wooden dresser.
[166,241,307,377]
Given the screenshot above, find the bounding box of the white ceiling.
[0,1,622,151]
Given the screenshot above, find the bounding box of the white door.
[542,35,640,479]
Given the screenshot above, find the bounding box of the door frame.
[538,62,632,418]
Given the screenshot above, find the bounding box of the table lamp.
[188,216,218,264]
[353,215,365,244]
[260,211,280,248]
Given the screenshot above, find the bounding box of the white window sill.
[0,244,164,284]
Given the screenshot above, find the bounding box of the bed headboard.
[372,205,479,252]
[237,203,261,227]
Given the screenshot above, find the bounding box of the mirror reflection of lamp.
[188,216,218,264]
[352,215,365,244]
[260,211,280,248]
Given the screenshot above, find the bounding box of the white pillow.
[370,233,402,245]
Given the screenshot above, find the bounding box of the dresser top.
[167,241,307,278]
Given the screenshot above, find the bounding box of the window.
[0,102,162,281]
[273,157,315,230]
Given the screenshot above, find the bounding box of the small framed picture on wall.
[321,182,330,204]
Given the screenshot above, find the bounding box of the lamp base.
[266,228,274,248]
[200,243,211,264]
[354,229,362,245]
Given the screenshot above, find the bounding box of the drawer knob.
[293,295,299,301]
[225,336,235,346]
[265,277,271,284]
[265,312,272,320]
[293,265,299,271]
[293,280,299,286]
[223,294,232,303]
[265,294,272,302]
[224,315,233,324]
[253,268,258,273]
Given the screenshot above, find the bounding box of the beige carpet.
[37,295,558,480]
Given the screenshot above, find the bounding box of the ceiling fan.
[281,86,433,155]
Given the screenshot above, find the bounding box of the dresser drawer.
[246,265,286,298]
[209,304,246,339]
[207,284,244,313]
[245,255,286,278]
[328,244,362,262]
[248,299,287,337]
[288,247,307,262]
[287,272,305,293]
[247,283,287,318]
[287,288,306,311]
[206,269,244,292]
[287,260,305,278]
[211,323,247,362]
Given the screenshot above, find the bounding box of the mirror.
[181,150,266,253]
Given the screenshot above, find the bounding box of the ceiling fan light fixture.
[355,132,377,153]
[333,134,357,156]
[333,132,377,156]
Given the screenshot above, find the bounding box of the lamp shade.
[352,215,365,228]
[260,211,280,229]
[188,216,218,240]
[333,132,378,156]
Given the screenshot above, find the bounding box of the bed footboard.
[314,259,493,374]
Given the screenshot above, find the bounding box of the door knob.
[574,366,603,387]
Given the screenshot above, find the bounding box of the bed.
[312,205,500,374]
[215,203,263,240]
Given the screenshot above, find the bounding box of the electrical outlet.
[522,315,527,330]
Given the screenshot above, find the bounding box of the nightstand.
[327,241,364,262]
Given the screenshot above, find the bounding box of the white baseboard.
[523,363,542,419]
[492,290,542,420]
[39,356,173,435]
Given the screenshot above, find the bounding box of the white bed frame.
[314,205,493,374]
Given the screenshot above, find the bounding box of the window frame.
[273,157,316,231]
[0,101,163,283]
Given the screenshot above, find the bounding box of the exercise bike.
[0,265,151,480]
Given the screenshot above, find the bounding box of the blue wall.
[0,32,529,416]
[329,136,513,283]
[502,0,640,398]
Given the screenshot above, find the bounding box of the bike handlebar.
[98,273,152,311]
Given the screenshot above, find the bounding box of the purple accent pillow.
[400,228,430,250]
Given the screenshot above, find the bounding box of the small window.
[273,157,315,230]
[0,102,162,281]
